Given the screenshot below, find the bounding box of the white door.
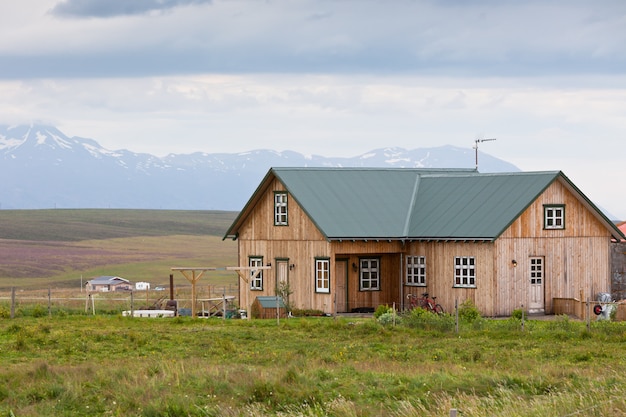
[276,260,289,306]
[529,257,544,313]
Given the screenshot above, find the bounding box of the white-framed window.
[274,192,288,226]
[359,258,380,291]
[544,205,565,230]
[406,256,426,286]
[454,256,476,288]
[249,257,263,290]
[315,258,330,293]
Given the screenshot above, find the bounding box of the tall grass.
[1,315,626,416]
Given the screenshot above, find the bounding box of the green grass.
[0,315,625,416]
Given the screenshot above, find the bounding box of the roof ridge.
[403,173,421,236]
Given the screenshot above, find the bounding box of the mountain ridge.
[0,123,520,210]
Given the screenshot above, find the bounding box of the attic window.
[274,192,288,226]
[544,204,565,230]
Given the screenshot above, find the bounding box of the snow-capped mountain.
[0,124,519,210]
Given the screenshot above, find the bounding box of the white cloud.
[0,0,625,217]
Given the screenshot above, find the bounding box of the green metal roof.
[408,172,560,239]
[224,167,625,242]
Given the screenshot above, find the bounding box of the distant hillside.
[0,209,237,241]
[0,123,520,210]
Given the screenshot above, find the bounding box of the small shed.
[86,276,132,292]
[251,296,286,319]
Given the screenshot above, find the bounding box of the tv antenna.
[473,137,496,170]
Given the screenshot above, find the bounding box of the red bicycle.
[406,292,444,314]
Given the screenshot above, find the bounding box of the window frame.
[315,257,331,294]
[274,192,288,226]
[406,255,426,286]
[453,256,476,288]
[249,256,264,291]
[544,204,565,230]
[359,258,380,291]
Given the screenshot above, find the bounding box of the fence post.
[455,299,459,334]
[585,297,591,332]
[450,409,458,417]
[10,287,15,319]
[48,287,52,317]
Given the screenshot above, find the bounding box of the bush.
[374,304,393,319]
[511,308,525,320]
[403,308,455,332]
[458,299,481,322]
[377,311,401,326]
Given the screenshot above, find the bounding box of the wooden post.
[10,287,15,319]
[455,299,459,333]
[171,268,213,318]
[587,297,591,332]
[222,289,226,321]
[450,409,458,417]
[169,274,174,301]
[48,287,52,317]
[130,291,134,317]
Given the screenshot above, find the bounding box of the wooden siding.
[236,178,335,313]
[495,179,612,315]
[403,241,495,315]
[500,180,610,239]
[401,180,613,317]
[235,174,614,318]
[236,178,326,242]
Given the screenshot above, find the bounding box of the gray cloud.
[1,0,623,80]
[50,0,212,18]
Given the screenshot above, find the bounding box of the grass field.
[0,209,239,290]
[2,210,626,416]
[1,313,626,417]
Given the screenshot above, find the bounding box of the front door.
[529,257,544,313]
[276,260,289,307]
[335,260,348,313]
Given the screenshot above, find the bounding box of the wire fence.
[0,285,239,318]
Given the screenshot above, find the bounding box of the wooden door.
[529,257,544,313]
[335,260,348,313]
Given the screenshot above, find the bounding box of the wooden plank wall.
[235,175,613,317]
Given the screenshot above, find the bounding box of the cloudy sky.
[1,0,625,217]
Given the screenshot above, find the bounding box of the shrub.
[291,308,325,317]
[458,299,481,322]
[374,304,393,319]
[511,308,525,320]
[403,308,455,332]
[377,311,401,326]
[32,305,47,318]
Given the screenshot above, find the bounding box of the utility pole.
[474,138,496,170]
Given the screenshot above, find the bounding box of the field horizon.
[0,209,239,290]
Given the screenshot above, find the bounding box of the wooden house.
[224,168,624,317]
